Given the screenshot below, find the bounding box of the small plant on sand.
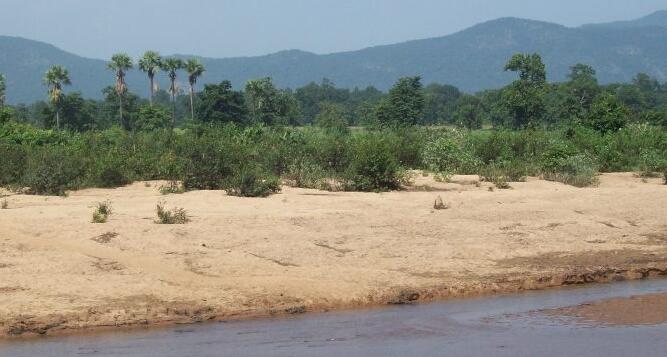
[159,180,185,195]
[1,199,8,209]
[482,167,511,189]
[92,200,112,223]
[155,201,189,224]
[433,195,449,210]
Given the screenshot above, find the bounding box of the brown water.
[3,279,667,356]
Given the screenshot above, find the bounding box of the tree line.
[1,53,666,132]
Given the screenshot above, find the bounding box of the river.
[3,279,667,356]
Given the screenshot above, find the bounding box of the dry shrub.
[92,200,112,223]
[155,201,189,224]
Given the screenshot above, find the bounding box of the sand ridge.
[0,173,666,337]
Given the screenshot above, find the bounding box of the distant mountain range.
[1,11,667,104]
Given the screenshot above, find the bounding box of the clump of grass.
[159,181,185,195]
[482,168,512,189]
[1,199,8,209]
[155,201,189,224]
[92,200,112,223]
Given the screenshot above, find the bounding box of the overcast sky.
[0,0,665,59]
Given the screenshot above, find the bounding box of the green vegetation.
[92,200,112,223]
[42,65,71,130]
[0,53,665,197]
[155,201,189,224]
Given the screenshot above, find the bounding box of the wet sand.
[547,292,667,326]
[0,173,666,337]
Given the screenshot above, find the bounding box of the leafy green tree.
[567,64,599,115]
[161,57,184,126]
[107,53,133,127]
[478,89,510,128]
[37,92,96,131]
[133,105,171,131]
[184,59,206,120]
[423,83,461,124]
[502,53,546,128]
[375,76,425,127]
[100,86,141,129]
[245,77,299,125]
[295,79,350,121]
[43,65,71,130]
[314,102,348,132]
[138,51,162,106]
[585,93,629,133]
[198,81,247,124]
[549,64,600,124]
[454,95,483,129]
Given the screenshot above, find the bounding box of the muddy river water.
[3,279,667,356]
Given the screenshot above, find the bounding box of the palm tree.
[184,59,205,120]
[107,53,133,126]
[43,65,71,130]
[0,73,6,108]
[161,57,184,126]
[138,51,162,106]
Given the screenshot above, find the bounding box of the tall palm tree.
[0,73,6,109]
[43,65,71,130]
[138,51,162,106]
[161,57,184,126]
[107,53,133,126]
[184,59,205,120]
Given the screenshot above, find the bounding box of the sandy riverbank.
[0,173,666,337]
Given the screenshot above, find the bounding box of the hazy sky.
[0,0,665,59]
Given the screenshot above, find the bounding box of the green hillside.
[1,11,667,104]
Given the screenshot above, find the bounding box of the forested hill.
[2,11,667,104]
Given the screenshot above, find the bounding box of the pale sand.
[0,173,666,337]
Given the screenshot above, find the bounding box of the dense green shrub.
[543,154,598,187]
[1,122,665,195]
[285,158,331,190]
[423,132,481,174]
[133,105,171,131]
[482,159,532,183]
[638,149,667,177]
[222,166,281,197]
[344,133,403,191]
[386,127,426,168]
[0,140,27,186]
[22,146,85,195]
[180,131,239,190]
[584,94,628,134]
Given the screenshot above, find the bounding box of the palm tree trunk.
[56,110,60,130]
[189,85,195,121]
[149,75,154,107]
[171,82,176,127]
[119,94,124,128]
